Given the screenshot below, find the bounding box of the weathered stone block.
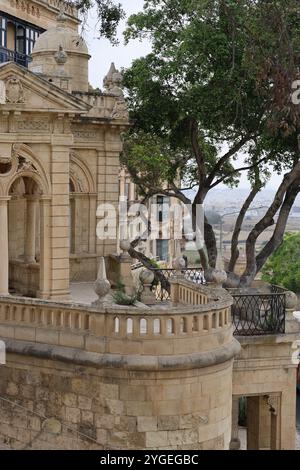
[137,416,158,432]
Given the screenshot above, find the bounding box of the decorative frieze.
[17,119,50,132]
[72,128,99,141]
[9,0,41,18]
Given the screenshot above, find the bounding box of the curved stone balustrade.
[0,283,234,364]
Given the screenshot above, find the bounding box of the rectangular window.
[156,240,169,261]
[25,27,40,55]
[16,25,26,54]
[157,195,170,223]
[0,16,7,48]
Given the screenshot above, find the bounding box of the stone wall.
[0,352,234,450]
[0,284,238,450]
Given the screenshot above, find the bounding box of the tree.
[121,0,300,287]
[67,1,125,42]
[262,233,300,293]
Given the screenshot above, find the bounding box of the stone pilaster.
[50,134,72,300]
[0,197,10,295]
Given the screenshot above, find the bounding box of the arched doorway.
[8,176,42,297]
[0,144,51,298]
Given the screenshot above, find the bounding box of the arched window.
[114,317,120,334]
[127,318,133,334]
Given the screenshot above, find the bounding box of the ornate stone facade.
[0,7,129,300]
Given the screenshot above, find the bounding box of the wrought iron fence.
[231,291,286,336]
[0,46,30,68]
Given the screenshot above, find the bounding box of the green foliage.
[262,233,300,293]
[70,0,125,42]
[122,0,300,196]
[112,280,139,306]
[121,132,181,196]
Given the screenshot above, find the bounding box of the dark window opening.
[0,12,43,67]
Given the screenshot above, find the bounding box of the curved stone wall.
[0,286,240,450]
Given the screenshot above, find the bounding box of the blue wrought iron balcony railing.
[0,46,30,68]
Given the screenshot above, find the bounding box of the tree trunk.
[240,161,300,285]
[204,217,218,269]
[255,178,300,273]
[228,184,261,273]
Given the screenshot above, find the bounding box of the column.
[230,396,241,450]
[0,197,9,295]
[24,196,38,263]
[38,197,51,299]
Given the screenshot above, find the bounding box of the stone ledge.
[1,337,241,371]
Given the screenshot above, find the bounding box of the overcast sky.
[85,0,150,89]
[83,1,282,191]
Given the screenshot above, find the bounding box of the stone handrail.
[0,283,233,359]
[72,92,118,119]
[170,278,209,306]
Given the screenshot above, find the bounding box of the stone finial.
[285,290,298,309]
[119,239,131,259]
[93,257,111,304]
[103,62,124,97]
[139,268,155,286]
[212,269,227,286]
[103,62,117,87]
[139,268,156,305]
[120,239,131,252]
[172,257,186,278]
[57,3,67,26]
[205,268,227,286]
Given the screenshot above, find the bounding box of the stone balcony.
[0,280,238,370]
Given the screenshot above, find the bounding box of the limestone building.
[0,0,299,453]
[0,0,129,300]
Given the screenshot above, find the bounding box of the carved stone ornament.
[111,99,129,121]
[17,155,38,174]
[5,76,25,104]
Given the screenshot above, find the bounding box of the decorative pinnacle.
[57,1,67,24]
